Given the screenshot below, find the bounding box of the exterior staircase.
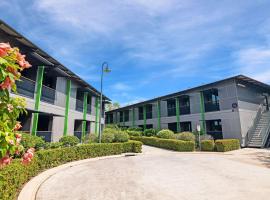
[247,106,270,148]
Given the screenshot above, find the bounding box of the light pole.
[98,62,111,143]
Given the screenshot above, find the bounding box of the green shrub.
[215,139,240,152]
[101,132,115,143]
[201,140,215,151]
[44,142,63,149]
[126,130,142,137]
[0,141,142,200]
[20,133,46,150]
[157,129,174,139]
[131,136,195,152]
[143,128,157,137]
[105,124,119,130]
[114,131,129,142]
[87,134,98,143]
[174,132,195,141]
[128,127,143,132]
[59,136,80,146]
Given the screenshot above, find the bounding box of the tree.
[106,102,120,111]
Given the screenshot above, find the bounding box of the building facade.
[0,20,109,142]
[106,75,270,148]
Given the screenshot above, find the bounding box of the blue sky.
[1,0,270,105]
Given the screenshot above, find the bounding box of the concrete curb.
[17,154,131,200]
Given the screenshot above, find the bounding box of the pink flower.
[17,52,31,69]
[21,148,35,165]
[0,76,14,90]
[14,122,22,131]
[0,43,11,57]
[7,103,14,112]
[9,139,15,145]
[0,155,12,166]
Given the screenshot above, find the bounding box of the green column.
[95,98,100,135]
[176,97,181,133]
[132,108,135,127]
[157,100,161,131]
[82,92,88,138]
[143,105,146,130]
[199,91,206,134]
[63,79,71,136]
[31,66,44,136]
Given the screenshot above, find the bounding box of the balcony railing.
[36,131,52,142]
[16,76,35,98]
[76,99,84,112]
[204,101,220,112]
[180,106,190,115]
[167,107,176,116]
[41,85,56,104]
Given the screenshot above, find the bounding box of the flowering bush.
[0,43,32,167]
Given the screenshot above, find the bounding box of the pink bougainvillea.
[0,42,32,167]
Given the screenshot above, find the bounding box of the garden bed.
[0,141,142,200]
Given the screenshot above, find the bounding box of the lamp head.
[104,66,111,73]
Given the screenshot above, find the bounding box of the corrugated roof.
[0,20,110,101]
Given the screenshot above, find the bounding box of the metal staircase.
[247,104,270,148]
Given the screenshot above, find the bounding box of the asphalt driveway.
[36,146,270,200]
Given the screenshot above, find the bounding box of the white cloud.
[111,83,132,91]
[234,47,270,82]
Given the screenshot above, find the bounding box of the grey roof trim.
[106,75,270,113]
[0,20,110,101]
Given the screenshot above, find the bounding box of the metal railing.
[41,85,56,104]
[204,100,220,112]
[36,131,52,142]
[76,99,84,112]
[15,76,36,98]
[245,104,266,146]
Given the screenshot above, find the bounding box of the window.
[119,111,124,122]
[180,121,192,132]
[124,110,129,122]
[203,89,220,112]
[206,119,223,139]
[167,99,176,116]
[168,122,177,132]
[145,104,152,119]
[138,107,144,120]
[179,96,190,115]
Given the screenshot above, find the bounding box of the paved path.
[36,146,270,200]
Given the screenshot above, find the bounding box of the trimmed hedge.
[201,140,215,151]
[59,136,80,146]
[131,136,195,152]
[215,139,240,152]
[0,141,142,200]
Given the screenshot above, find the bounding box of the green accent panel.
[176,97,181,132]
[143,105,146,130]
[199,91,206,134]
[31,66,44,136]
[63,79,71,136]
[132,108,135,127]
[82,92,88,138]
[95,98,100,135]
[157,100,161,131]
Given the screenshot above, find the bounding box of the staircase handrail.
[246,104,264,144]
[262,119,270,147]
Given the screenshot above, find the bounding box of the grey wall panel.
[70,81,78,111]
[54,77,67,108]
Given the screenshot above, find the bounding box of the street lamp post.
[98,62,111,143]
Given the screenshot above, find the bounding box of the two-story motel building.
[106,75,270,148]
[0,20,110,142]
